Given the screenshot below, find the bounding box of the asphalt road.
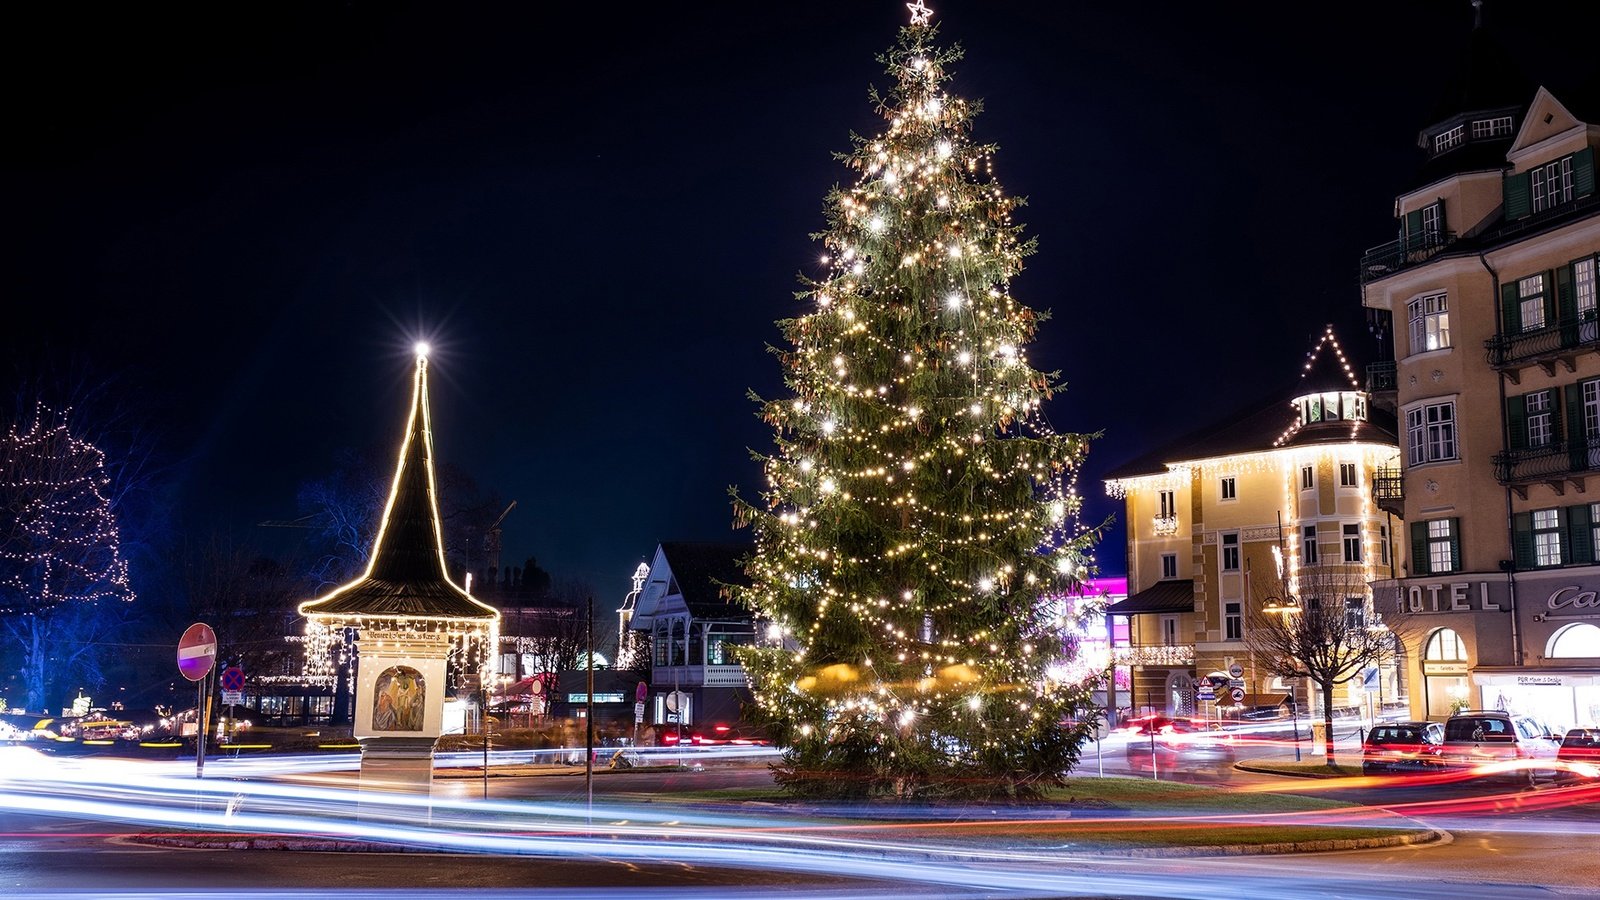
[3,743,1599,898]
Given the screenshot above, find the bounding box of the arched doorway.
[1164,670,1194,716]
[1422,627,1469,718]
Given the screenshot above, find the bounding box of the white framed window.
[1534,508,1563,567]
[1519,273,1547,332]
[1343,523,1362,562]
[1161,553,1178,579]
[1584,380,1600,444]
[1219,476,1237,501]
[1339,461,1358,487]
[1470,116,1513,139]
[1380,524,1391,567]
[1531,156,1575,213]
[1406,400,1457,465]
[1302,525,1319,565]
[1408,292,1450,352]
[1225,601,1243,641]
[1158,490,1176,519]
[1160,615,1178,646]
[1221,532,1240,572]
[1427,519,1457,573]
[1527,389,1554,448]
[1421,201,1442,237]
[1433,125,1465,153]
[1301,465,1315,491]
[1577,257,1596,321]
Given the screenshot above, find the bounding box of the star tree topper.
[906,0,933,26]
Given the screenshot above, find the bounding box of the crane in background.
[485,500,517,579]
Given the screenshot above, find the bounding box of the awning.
[1105,580,1195,615]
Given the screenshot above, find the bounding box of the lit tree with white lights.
[733,4,1099,799]
[0,406,135,711]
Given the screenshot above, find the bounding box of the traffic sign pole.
[177,623,218,780]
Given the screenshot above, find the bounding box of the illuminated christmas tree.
[0,405,135,710]
[734,4,1098,799]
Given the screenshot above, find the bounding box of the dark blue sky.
[4,1,1596,599]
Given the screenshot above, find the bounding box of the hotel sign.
[1402,580,1600,620]
[1400,581,1509,614]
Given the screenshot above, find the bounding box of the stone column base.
[357,736,438,819]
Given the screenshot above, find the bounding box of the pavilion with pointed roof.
[297,345,498,794]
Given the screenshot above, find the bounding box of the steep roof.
[298,354,499,622]
[1422,25,1535,130]
[658,541,753,620]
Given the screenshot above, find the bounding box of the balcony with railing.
[1493,437,1600,489]
[1372,467,1404,516]
[1359,230,1456,284]
[1484,316,1600,374]
[1113,644,1195,667]
[1365,360,1397,393]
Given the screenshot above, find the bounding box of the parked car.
[1439,710,1561,783]
[1361,721,1444,774]
[1556,727,1600,781]
[1124,717,1236,776]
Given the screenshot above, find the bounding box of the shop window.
[1548,623,1600,658]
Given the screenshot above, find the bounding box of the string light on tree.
[731,9,1099,800]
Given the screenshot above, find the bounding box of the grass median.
[658,776,1414,851]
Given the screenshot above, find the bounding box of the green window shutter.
[1502,281,1522,334]
[1404,209,1423,245]
[1506,394,1527,451]
[1434,200,1447,233]
[1447,518,1461,573]
[1513,512,1535,570]
[1575,147,1596,198]
[1568,384,1589,471]
[1558,507,1571,564]
[1559,263,1577,320]
[1568,504,1594,565]
[1546,269,1561,327]
[1410,521,1431,576]
[1505,170,1532,219]
[1550,389,1565,445]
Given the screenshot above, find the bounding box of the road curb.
[126,826,1449,858]
[1232,760,1358,778]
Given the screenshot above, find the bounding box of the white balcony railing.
[1152,516,1180,536]
[1112,644,1195,667]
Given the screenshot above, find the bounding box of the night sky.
[4,1,1597,600]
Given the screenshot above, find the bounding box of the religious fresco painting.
[372,665,426,732]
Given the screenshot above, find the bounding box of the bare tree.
[1245,564,1411,766]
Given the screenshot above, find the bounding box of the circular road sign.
[1228,663,1244,679]
[636,681,649,703]
[177,622,218,682]
[1230,687,1247,703]
[220,666,245,693]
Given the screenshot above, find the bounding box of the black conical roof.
[1422,23,1535,131]
[299,355,499,622]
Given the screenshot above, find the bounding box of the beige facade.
[1361,84,1600,729]
[1106,350,1404,719]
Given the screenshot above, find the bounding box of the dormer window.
[1295,391,1369,427]
[1433,124,1465,154]
[1471,116,1513,139]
